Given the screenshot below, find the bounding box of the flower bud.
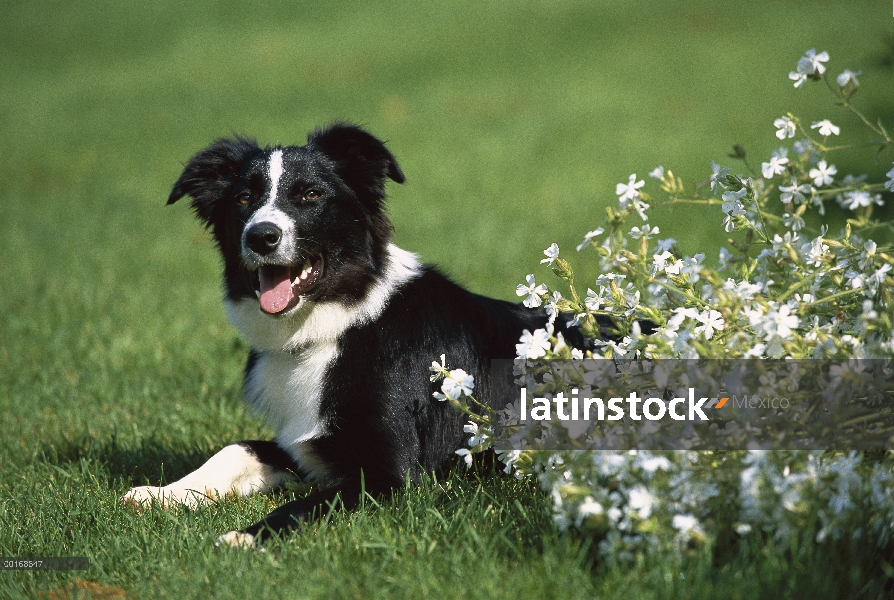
[552,258,573,282]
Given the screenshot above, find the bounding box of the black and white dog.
[123,123,567,547]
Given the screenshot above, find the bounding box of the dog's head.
[168,123,405,316]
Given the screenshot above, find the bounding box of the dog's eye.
[236,192,251,206]
[303,189,322,202]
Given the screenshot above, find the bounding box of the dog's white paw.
[121,486,213,510]
[217,531,258,549]
[121,486,175,510]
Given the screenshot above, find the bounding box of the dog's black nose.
[245,222,282,255]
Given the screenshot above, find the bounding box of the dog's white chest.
[244,341,337,449]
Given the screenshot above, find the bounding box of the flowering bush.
[432,49,894,563]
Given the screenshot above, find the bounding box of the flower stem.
[801,287,862,308]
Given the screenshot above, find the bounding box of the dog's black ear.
[309,123,404,202]
[167,137,259,222]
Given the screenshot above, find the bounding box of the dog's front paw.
[121,486,172,511]
[122,485,216,510]
[216,531,257,550]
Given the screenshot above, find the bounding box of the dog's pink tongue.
[259,265,294,314]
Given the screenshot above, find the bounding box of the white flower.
[441,369,474,400]
[694,309,725,339]
[743,343,766,359]
[681,254,705,281]
[770,231,798,255]
[664,258,683,276]
[808,160,836,187]
[778,179,811,205]
[723,279,761,300]
[798,48,829,75]
[652,251,673,274]
[454,448,473,468]
[722,214,736,233]
[576,228,604,251]
[594,272,626,286]
[585,287,605,311]
[578,498,604,517]
[667,306,698,331]
[495,449,521,475]
[516,274,548,308]
[429,353,447,381]
[637,454,672,473]
[811,119,839,136]
[761,149,789,179]
[516,328,551,359]
[631,198,651,221]
[672,514,700,534]
[836,69,860,87]
[841,190,882,210]
[464,421,488,446]
[774,116,796,139]
[540,243,560,265]
[869,264,892,295]
[655,238,677,253]
[499,400,522,424]
[789,70,808,88]
[885,163,894,192]
[789,49,829,87]
[784,213,805,232]
[846,269,866,290]
[627,487,656,519]
[858,241,877,270]
[544,291,563,326]
[616,173,645,203]
[649,166,665,180]
[710,161,730,194]
[766,305,799,339]
[629,225,658,240]
[804,235,828,267]
[721,187,747,215]
[602,339,629,357]
[652,253,688,280]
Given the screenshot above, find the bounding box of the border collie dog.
[123,123,557,547]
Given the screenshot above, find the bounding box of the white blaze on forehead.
[268,149,284,203]
[242,148,294,264]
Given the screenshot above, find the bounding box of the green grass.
[2,0,894,597]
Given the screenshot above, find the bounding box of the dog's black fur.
[139,123,589,543]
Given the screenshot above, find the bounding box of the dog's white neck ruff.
[225,244,422,479]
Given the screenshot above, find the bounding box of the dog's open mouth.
[252,256,324,315]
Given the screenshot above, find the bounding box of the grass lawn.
[2,1,893,597]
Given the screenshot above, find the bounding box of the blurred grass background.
[1,1,894,596]
[3,0,893,299]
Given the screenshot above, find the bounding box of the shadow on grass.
[36,435,217,489]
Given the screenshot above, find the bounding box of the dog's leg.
[217,488,343,548]
[218,479,383,548]
[122,441,297,509]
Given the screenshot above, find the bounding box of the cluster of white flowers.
[437,50,894,562]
